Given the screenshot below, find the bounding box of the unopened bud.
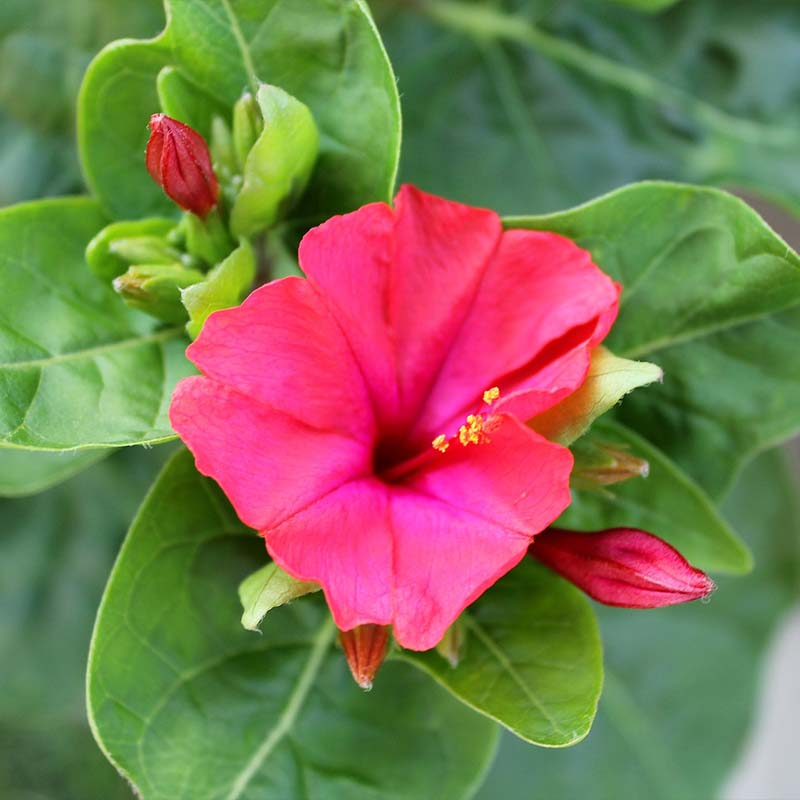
[108,236,181,266]
[531,527,714,608]
[146,114,219,218]
[435,620,465,668]
[339,624,390,691]
[210,115,237,179]
[232,92,261,171]
[113,263,205,323]
[572,442,649,489]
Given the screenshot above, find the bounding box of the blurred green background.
[1,1,799,797]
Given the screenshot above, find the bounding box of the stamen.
[430,388,501,455]
[458,413,489,447]
[432,434,450,453]
[483,386,500,405]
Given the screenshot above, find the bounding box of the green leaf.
[475,446,800,799]
[0,448,166,799]
[382,0,800,216]
[400,558,602,747]
[0,197,194,451]
[507,182,800,496]
[79,0,401,222]
[559,420,751,574]
[230,84,319,238]
[0,448,108,496]
[530,347,661,445]
[88,450,499,799]
[239,561,319,633]
[182,239,256,338]
[0,0,164,205]
[78,39,175,218]
[157,64,228,134]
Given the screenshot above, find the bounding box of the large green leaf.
[88,449,498,800]
[559,420,751,574]
[400,558,602,747]
[508,182,800,496]
[0,448,166,799]
[0,197,193,451]
[475,445,800,799]
[379,0,800,216]
[0,0,164,205]
[79,0,401,222]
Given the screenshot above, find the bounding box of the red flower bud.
[339,624,390,690]
[531,527,714,608]
[146,114,219,218]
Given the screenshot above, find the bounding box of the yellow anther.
[432,434,450,453]
[458,413,488,447]
[483,386,500,405]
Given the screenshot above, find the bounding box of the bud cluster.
[87,82,319,332]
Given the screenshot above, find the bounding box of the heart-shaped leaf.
[79,0,401,222]
[88,450,499,799]
[0,198,193,451]
[507,182,800,496]
[476,445,800,799]
[400,558,602,747]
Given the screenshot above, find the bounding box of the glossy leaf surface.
[88,450,499,800]
[0,198,193,451]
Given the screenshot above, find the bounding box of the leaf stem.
[219,0,260,96]
[224,617,336,800]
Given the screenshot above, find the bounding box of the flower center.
[375,387,501,483]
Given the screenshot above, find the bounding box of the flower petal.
[299,186,503,430]
[299,202,399,426]
[389,488,531,651]
[390,185,502,421]
[413,228,620,440]
[265,475,537,652]
[266,478,394,630]
[185,277,373,442]
[170,377,370,531]
[406,413,573,536]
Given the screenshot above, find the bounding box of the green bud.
[232,91,262,172]
[435,620,465,668]
[230,83,319,239]
[112,263,205,323]
[108,236,181,266]
[210,114,237,178]
[86,218,176,281]
[570,438,649,491]
[181,209,235,267]
[182,240,256,338]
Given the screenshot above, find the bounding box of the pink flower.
[531,527,715,607]
[170,186,620,650]
[146,114,219,218]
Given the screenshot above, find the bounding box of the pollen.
[432,434,450,453]
[458,413,489,447]
[483,386,500,405]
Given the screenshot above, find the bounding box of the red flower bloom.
[146,114,218,218]
[170,186,620,650]
[531,527,715,607]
